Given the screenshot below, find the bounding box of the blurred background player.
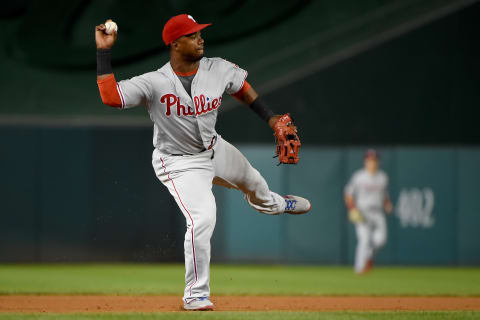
[344,149,393,274]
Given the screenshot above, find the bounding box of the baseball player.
[95,14,311,311]
[344,149,392,274]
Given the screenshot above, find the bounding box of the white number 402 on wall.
[395,188,435,228]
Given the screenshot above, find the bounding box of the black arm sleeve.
[96,48,113,75]
[249,97,275,123]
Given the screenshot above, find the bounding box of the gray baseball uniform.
[116,57,285,302]
[345,168,389,273]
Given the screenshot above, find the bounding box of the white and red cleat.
[183,297,214,311]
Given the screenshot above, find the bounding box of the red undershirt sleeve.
[231,81,251,101]
[97,74,123,108]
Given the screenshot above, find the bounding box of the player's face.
[364,157,379,173]
[175,31,205,62]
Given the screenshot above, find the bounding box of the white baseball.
[104,20,118,35]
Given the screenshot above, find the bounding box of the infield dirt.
[1,296,479,313]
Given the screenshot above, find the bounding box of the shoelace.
[285,199,297,211]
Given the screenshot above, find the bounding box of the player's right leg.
[152,149,216,309]
[354,222,372,274]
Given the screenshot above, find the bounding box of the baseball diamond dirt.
[1,296,480,313]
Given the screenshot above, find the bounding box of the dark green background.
[1,0,479,144]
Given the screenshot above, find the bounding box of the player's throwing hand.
[95,20,117,49]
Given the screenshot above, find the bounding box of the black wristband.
[96,48,113,75]
[249,97,275,123]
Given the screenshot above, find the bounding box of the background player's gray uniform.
[344,168,389,273]
[116,57,285,303]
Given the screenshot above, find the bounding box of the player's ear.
[171,40,179,51]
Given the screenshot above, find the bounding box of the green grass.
[0,264,479,296]
[0,312,479,320]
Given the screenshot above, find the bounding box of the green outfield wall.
[2,127,479,265]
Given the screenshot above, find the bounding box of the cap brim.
[183,23,211,37]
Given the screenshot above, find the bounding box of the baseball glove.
[273,113,301,165]
[348,208,364,223]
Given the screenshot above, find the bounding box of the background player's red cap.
[364,149,379,159]
[162,14,211,46]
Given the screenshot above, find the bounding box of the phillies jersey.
[116,57,248,155]
[344,169,389,212]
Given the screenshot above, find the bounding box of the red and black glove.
[273,113,301,165]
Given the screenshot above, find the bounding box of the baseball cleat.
[356,259,374,275]
[284,195,311,214]
[365,258,374,272]
[183,297,214,311]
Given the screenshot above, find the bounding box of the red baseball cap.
[162,14,211,46]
